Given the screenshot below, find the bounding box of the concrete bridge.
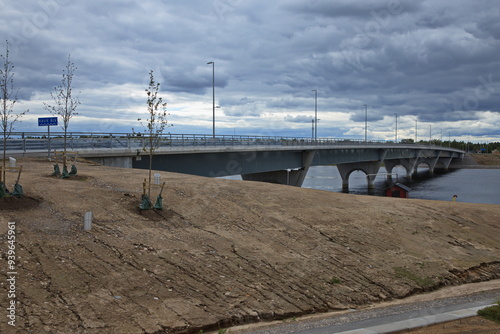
[5,132,464,191]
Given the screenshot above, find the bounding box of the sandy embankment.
[0,158,499,334]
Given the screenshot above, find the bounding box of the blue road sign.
[38,117,58,126]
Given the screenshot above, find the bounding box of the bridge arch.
[337,161,382,192]
[383,163,410,182]
[384,159,416,179]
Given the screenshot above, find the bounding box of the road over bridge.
[5,132,464,191]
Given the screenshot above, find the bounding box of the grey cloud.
[1,0,499,141]
[286,0,423,19]
[284,114,313,123]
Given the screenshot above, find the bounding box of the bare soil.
[1,158,499,334]
[470,153,500,166]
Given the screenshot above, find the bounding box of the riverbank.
[453,153,500,169]
[0,158,499,333]
[469,152,500,166]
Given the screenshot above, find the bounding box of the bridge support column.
[337,161,382,193]
[384,160,400,181]
[419,156,440,175]
[441,156,453,170]
[384,159,421,180]
[241,150,316,187]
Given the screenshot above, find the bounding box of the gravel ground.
[239,289,500,334]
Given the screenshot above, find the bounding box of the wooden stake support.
[142,178,165,195]
[54,151,79,165]
[0,166,23,184]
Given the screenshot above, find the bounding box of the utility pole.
[415,119,418,142]
[395,113,398,143]
[363,104,368,141]
[207,61,215,139]
[312,90,318,140]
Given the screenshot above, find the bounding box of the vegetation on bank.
[477,301,500,323]
[399,138,500,153]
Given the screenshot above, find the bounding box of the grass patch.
[478,301,500,323]
[393,267,434,288]
[330,277,342,284]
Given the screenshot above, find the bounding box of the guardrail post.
[110,134,113,148]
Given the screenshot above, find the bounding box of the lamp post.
[415,119,418,142]
[395,113,398,143]
[207,61,215,139]
[312,90,317,140]
[363,104,368,141]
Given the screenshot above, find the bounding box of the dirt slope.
[0,158,499,334]
[470,153,500,166]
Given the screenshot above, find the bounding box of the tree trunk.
[148,140,153,198]
[2,129,5,183]
[63,126,67,168]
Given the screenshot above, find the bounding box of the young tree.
[1,41,29,183]
[44,55,80,171]
[138,70,169,197]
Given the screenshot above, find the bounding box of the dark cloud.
[0,0,499,141]
[286,0,423,19]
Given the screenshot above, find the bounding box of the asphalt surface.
[241,289,500,334]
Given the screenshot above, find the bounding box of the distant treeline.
[400,139,500,153]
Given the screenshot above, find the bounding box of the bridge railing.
[2,131,454,152]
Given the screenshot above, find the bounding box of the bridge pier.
[418,153,441,175]
[441,156,454,170]
[336,161,382,192]
[241,150,316,187]
[384,159,419,180]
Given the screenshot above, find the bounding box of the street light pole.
[312,90,317,140]
[363,104,368,141]
[207,61,215,139]
[415,119,418,142]
[395,113,398,143]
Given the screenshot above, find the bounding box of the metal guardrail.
[1,132,463,153]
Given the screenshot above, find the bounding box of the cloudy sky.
[2,0,500,142]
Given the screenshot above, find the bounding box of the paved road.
[241,289,500,334]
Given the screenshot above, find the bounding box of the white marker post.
[84,212,92,231]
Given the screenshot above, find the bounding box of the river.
[222,166,500,205]
[302,166,500,205]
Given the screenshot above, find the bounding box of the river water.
[222,166,500,205]
[302,166,500,205]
